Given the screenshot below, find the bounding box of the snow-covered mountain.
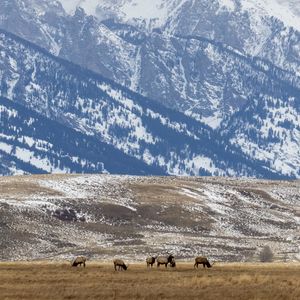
[59,0,300,32]
[1,0,299,126]
[59,0,300,76]
[0,29,291,178]
[0,0,299,178]
[0,97,165,175]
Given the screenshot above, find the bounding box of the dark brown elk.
[146,256,156,268]
[157,255,175,268]
[170,258,176,268]
[194,256,213,268]
[71,256,86,267]
[113,259,128,271]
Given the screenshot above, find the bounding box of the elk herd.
[71,255,214,271]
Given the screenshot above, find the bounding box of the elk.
[194,256,213,268]
[157,255,175,268]
[170,257,176,268]
[71,256,86,267]
[113,259,128,271]
[146,256,157,268]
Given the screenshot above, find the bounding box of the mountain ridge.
[0,29,291,178]
[0,1,299,178]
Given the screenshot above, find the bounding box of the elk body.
[157,255,175,268]
[194,256,212,268]
[71,256,86,267]
[146,256,156,268]
[113,259,128,271]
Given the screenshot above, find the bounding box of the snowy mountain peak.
[59,0,185,28]
[58,0,300,32]
[241,0,300,32]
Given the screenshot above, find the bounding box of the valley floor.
[0,262,300,300]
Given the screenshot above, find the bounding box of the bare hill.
[0,175,299,261]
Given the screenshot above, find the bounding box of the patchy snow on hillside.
[1,175,299,261]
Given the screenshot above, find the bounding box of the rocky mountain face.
[1,30,285,178]
[0,0,299,177]
[1,0,299,124]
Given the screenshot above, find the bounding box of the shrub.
[259,246,274,262]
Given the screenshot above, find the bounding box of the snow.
[58,0,300,32]
[40,24,62,56]
[59,0,83,14]
[38,175,138,211]
[117,0,170,27]
[0,141,13,153]
[0,140,69,173]
[0,106,18,118]
[130,46,142,91]
[218,0,235,12]
[59,0,184,29]
[242,0,300,32]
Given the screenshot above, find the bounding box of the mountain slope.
[0,97,165,175]
[59,0,300,76]
[0,29,288,178]
[0,1,299,178]
[222,92,300,178]
[1,0,299,126]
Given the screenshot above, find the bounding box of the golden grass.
[0,262,300,300]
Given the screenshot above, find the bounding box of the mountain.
[0,0,299,178]
[0,29,289,178]
[59,0,300,76]
[1,0,299,126]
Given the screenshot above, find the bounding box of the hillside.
[0,175,299,262]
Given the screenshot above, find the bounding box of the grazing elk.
[194,256,213,268]
[157,255,175,268]
[113,259,128,271]
[71,256,87,267]
[170,257,176,268]
[146,256,157,268]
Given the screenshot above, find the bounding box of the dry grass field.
[0,262,300,300]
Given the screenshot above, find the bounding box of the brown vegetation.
[0,262,300,300]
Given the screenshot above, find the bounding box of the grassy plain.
[0,262,299,300]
